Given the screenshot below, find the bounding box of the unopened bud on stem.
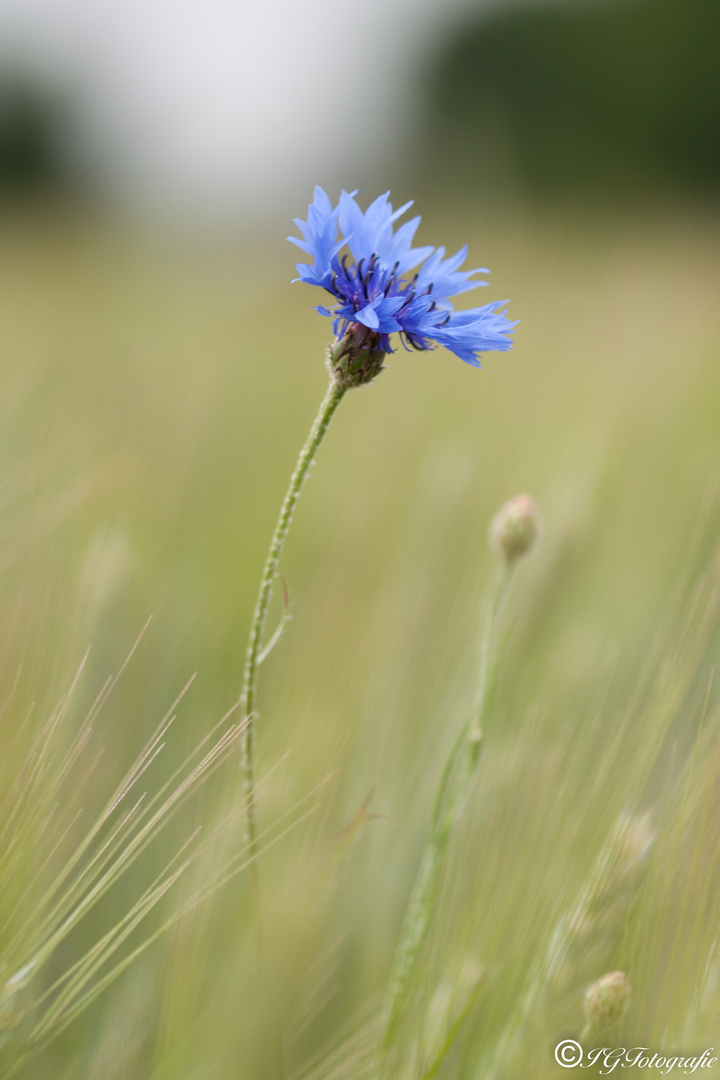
[583,971,630,1033]
[489,493,541,563]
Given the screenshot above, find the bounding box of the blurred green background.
[1,195,719,1074]
[424,0,720,200]
[0,0,719,1076]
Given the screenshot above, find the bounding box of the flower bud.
[327,323,387,388]
[583,971,630,1032]
[489,493,541,563]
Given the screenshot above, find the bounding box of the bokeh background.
[1,0,719,213]
[0,0,719,1076]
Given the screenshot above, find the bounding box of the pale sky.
[0,0,499,218]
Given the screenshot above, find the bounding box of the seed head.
[489,493,541,563]
[583,971,630,1032]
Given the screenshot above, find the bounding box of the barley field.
[0,195,719,1078]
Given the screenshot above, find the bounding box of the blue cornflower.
[289,187,517,386]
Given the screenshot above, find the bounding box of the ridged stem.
[240,377,347,862]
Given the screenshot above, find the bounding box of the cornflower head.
[289,187,518,387]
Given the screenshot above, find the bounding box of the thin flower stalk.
[240,377,346,862]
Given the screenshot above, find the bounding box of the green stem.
[377,561,512,1070]
[240,377,347,860]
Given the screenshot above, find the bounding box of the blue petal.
[354,295,405,333]
[426,302,518,365]
[288,187,344,289]
[415,245,489,303]
[355,302,380,330]
[378,216,434,274]
[338,191,433,275]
